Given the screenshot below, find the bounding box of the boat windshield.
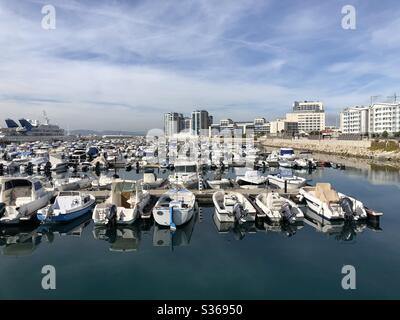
[175,165,196,173]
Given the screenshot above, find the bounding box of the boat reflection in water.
[261,219,304,238]
[36,212,92,243]
[93,222,141,253]
[212,213,257,240]
[153,211,197,248]
[303,208,381,242]
[0,224,42,256]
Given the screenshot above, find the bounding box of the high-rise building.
[286,101,325,133]
[369,102,400,134]
[191,110,212,135]
[293,101,324,112]
[164,112,184,136]
[340,106,369,134]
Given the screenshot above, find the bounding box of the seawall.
[258,137,400,163]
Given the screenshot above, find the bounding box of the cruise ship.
[0,114,71,142]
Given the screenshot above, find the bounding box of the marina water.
[0,159,399,299]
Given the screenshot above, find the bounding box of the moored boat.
[255,192,304,223]
[298,183,367,221]
[37,191,95,223]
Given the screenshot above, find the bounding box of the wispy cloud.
[0,0,399,130]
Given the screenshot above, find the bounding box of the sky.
[0,0,399,131]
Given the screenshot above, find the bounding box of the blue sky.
[0,0,399,131]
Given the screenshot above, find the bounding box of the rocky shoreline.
[258,137,400,167]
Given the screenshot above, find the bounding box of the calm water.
[0,160,399,300]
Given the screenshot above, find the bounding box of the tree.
[382,131,389,139]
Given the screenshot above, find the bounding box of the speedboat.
[0,177,53,224]
[212,190,256,223]
[267,173,307,191]
[92,180,150,225]
[298,183,367,221]
[37,191,95,223]
[53,174,93,191]
[235,169,268,187]
[255,192,304,223]
[152,188,196,229]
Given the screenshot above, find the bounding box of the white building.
[269,119,298,136]
[164,112,184,136]
[339,106,369,134]
[369,103,400,134]
[286,101,325,133]
[192,110,212,135]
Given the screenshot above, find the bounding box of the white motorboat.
[0,177,53,224]
[267,173,307,190]
[278,160,294,168]
[235,169,268,187]
[255,192,304,223]
[206,178,231,190]
[168,161,198,188]
[212,190,256,223]
[141,169,165,189]
[91,174,115,190]
[279,148,295,160]
[152,188,196,229]
[53,174,93,191]
[92,180,150,225]
[37,191,95,223]
[298,183,368,221]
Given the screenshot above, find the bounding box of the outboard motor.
[44,161,52,174]
[280,202,296,224]
[0,202,6,218]
[233,203,246,224]
[340,197,354,220]
[106,205,117,226]
[26,162,33,175]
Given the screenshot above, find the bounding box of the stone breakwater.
[258,138,400,163]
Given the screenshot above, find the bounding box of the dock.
[86,187,300,205]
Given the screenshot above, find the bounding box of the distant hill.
[70,129,145,136]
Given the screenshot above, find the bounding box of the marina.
[0,134,396,299]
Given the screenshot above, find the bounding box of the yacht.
[298,183,368,221]
[0,177,53,224]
